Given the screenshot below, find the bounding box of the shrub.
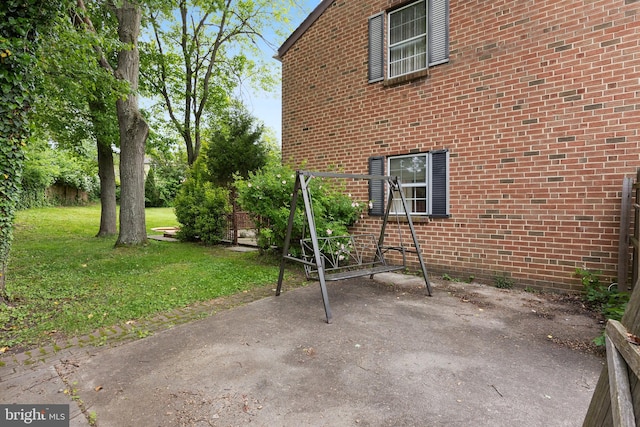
[575,268,629,345]
[19,143,99,209]
[235,163,365,252]
[494,274,514,289]
[144,167,162,207]
[575,268,628,321]
[147,152,187,207]
[174,157,231,244]
[154,163,186,207]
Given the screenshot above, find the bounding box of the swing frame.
[276,170,432,323]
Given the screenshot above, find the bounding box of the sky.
[243,0,321,144]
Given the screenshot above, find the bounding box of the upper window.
[368,0,449,82]
[368,150,450,217]
[389,2,427,78]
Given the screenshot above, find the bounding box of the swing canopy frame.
[276,170,432,323]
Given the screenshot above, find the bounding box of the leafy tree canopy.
[140,0,296,164]
[205,103,268,188]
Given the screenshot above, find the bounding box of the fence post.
[618,176,633,290]
[634,169,640,290]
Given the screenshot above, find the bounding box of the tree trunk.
[88,99,118,237]
[114,0,149,246]
[231,188,238,245]
[184,130,195,166]
[96,139,117,237]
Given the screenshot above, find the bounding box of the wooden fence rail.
[584,169,640,426]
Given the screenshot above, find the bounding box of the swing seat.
[276,170,432,323]
[300,234,406,282]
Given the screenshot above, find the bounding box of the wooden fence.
[584,169,640,426]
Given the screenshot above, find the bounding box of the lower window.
[368,150,449,217]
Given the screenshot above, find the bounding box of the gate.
[223,211,254,245]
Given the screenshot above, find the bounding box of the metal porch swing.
[276,170,433,323]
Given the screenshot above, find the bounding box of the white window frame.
[368,0,449,83]
[389,153,430,215]
[388,1,428,79]
[384,150,450,217]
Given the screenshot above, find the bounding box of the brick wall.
[280,0,640,292]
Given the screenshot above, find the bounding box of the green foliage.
[173,103,272,244]
[575,268,629,346]
[494,274,515,289]
[235,163,365,252]
[144,167,162,207]
[205,104,268,186]
[173,156,231,244]
[3,206,283,350]
[146,135,188,207]
[575,268,629,321]
[18,141,99,209]
[145,159,186,208]
[0,0,69,294]
[441,273,474,283]
[32,5,123,154]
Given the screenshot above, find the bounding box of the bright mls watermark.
[0,405,69,426]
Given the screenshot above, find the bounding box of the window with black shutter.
[385,150,449,217]
[368,0,449,82]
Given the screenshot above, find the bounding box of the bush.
[235,163,365,252]
[148,154,187,207]
[155,164,185,207]
[173,157,231,244]
[575,268,629,345]
[19,143,99,209]
[144,167,162,207]
[494,274,514,289]
[575,268,629,320]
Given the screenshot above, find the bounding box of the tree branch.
[149,11,184,136]
[74,0,114,74]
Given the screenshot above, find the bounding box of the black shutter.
[430,150,449,217]
[368,13,384,82]
[429,0,449,66]
[368,156,385,216]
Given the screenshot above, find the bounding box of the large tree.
[36,5,122,236]
[141,0,290,165]
[0,0,69,300]
[112,0,149,246]
[206,104,267,187]
[74,0,149,245]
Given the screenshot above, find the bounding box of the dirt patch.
[432,279,605,357]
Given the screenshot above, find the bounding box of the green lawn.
[1,205,297,351]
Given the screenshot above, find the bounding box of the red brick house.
[276,0,640,292]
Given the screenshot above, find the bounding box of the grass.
[1,205,297,351]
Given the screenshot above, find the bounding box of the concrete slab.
[0,277,602,426]
[1,364,90,426]
[227,245,259,253]
[147,235,180,242]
